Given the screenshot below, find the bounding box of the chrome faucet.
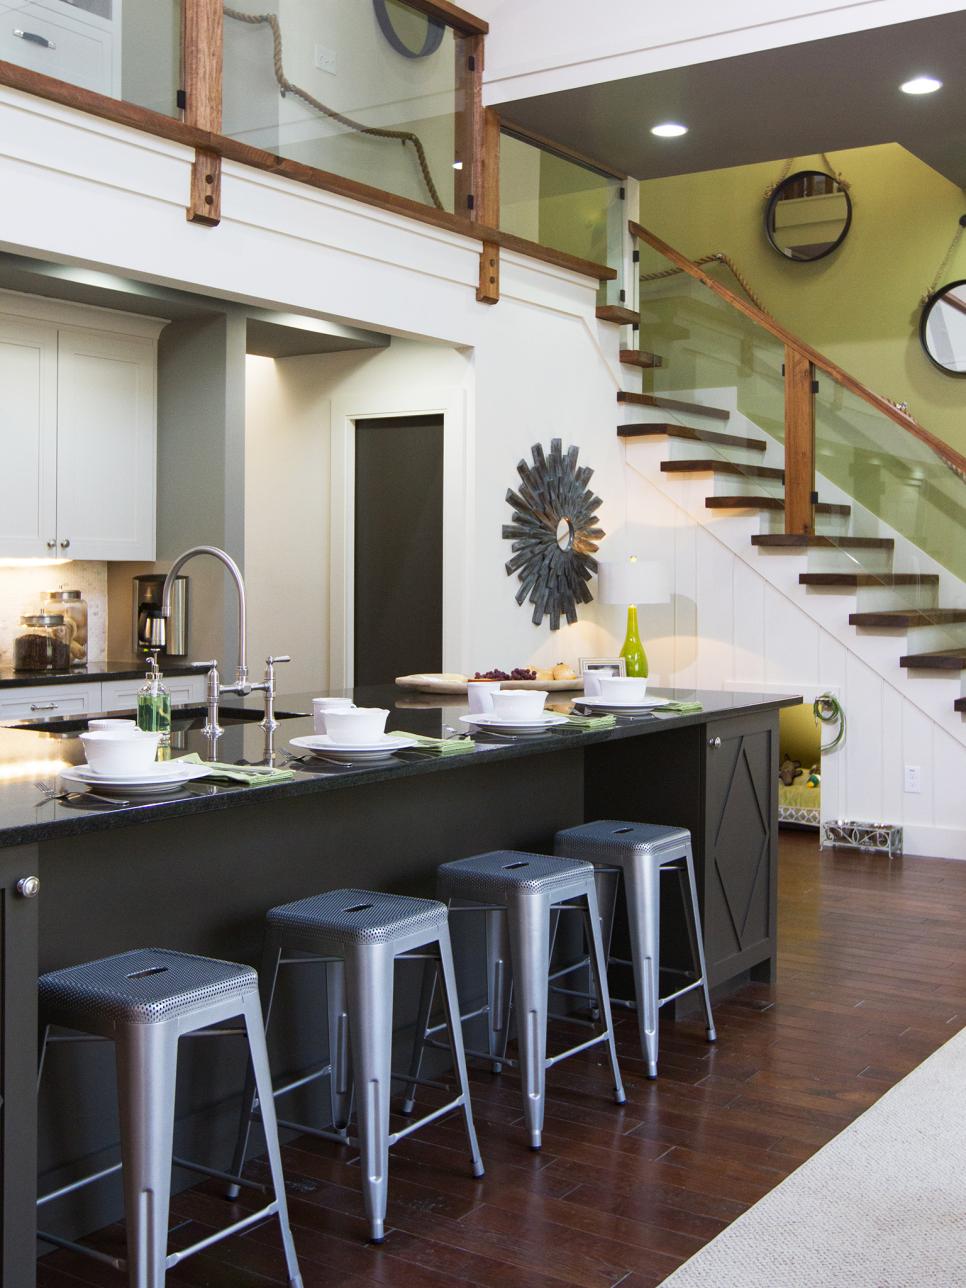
[161,545,289,741]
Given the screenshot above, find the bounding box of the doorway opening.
[353,414,444,687]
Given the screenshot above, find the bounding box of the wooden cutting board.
[395,672,584,694]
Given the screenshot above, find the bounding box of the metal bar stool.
[405,851,625,1151]
[36,947,302,1288]
[554,820,716,1078]
[228,888,483,1244]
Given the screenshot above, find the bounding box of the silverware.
[34,780,130,808]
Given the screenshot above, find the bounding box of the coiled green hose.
[813,692,845,752]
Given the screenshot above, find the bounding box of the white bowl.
[323,707,389,745]
[87,718,138,732]
[80,730,161,774]
[490,689,548,720]
[466,680,501,714]
[597,675,648,703]
[312,697,355,735]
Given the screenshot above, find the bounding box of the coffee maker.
[133,574,188,657]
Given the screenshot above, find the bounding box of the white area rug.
[659,1025,966,1287]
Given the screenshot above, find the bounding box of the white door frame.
[328,386,471,690]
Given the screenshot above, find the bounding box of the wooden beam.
[181,0,223,226]
[784,345,816,536]
[477,107,500,304]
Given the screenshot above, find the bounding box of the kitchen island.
[0,684,799,1284]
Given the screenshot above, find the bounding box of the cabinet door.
[0,683,100,723]
[0,319,58,557]
[100,674,207,712]
[0,846,40,1288]
[703,713,779,985]
[56,328,157,561]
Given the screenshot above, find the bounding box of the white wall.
[474,0,966,104]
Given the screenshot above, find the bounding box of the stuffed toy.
[779,756,803,787]
[805,766,821,790]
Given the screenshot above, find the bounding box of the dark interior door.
[354,415,444,686]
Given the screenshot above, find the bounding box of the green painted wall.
[638,144,966,455]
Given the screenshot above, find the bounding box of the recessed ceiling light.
[452,160,464,170]
[651,122,688,138]
[901,76,943,95]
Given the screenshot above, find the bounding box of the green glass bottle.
[137,656,172,746]
[619,604,649,678]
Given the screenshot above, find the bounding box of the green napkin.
[561,712,618,730]
[658,700,703,713]
[388,730,475,756]
[176,753,296,785]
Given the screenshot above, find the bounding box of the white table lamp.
[597,556,669,677]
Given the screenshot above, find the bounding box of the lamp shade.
[597,557,669,606]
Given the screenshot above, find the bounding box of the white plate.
[460,713,569,734]
[289,733,418,759]
[61,763,210,795]
[576,696,672,714]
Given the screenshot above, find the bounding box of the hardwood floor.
[39,830,966,1287]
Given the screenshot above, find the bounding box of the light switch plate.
[314,45,337,75]
[904,764,921,794]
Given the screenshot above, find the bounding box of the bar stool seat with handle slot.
[554,820,716,1079]
[36,947,303,1288]
[228,888,483,1244]
[404,851,625,1151]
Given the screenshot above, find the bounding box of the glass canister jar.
[43,589,88,666]
[14,614,73,671]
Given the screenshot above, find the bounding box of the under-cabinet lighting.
[900,76,942,94]
[0,759,71,782]
[651,122,688,138]
[0,558,72,568]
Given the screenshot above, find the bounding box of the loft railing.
[0,0,617,303]
[630,220,966,578]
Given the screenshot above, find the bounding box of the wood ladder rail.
[628,219,966,489]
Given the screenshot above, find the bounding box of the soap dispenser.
[137,655,172,746]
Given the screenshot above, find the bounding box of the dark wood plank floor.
[39,830,966,1287]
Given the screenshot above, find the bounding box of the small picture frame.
[578,657,627,680]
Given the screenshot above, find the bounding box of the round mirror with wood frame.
[920,280,966,377]
[765,170,852,263]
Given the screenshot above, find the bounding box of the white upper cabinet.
[0,293,163,562]
[56,327,157,560]
[0,319,58,557]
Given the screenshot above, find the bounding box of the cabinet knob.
[709,736,722,748]
[60,538,70,550]
[16,876,40,899]
[46,539,56,550]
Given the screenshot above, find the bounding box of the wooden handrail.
[0,60,613,284]
[630,219,966,478]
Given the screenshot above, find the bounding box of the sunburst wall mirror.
[502,439,604,630]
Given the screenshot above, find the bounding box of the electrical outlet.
[314,45,337,75]
[904,765,921,794]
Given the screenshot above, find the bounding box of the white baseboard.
[900,824,966,862]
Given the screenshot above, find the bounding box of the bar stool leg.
[114,1021,179,1288]
[506,894,551,1150]
[227,938,283,1198]
[589,867,621,1020]
[400,957,435,1116]
[436,925,485,1178]
[325,960,353,1129]
[582,891,626,1105]
[681,847,717,1043]
[484,908,513,1073]
[622,859,662,1078]
[344,943,395,1243]
[241,994,304,1288]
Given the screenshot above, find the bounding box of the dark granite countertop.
[0,659,209,689]
[0,685,801,849]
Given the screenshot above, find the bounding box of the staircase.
[595,236,966,719]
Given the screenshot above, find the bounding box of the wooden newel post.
[182,0,223,226]
[477,107,501,304]
[783,345,816,535]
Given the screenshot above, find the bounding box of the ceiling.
[495,11,966,188]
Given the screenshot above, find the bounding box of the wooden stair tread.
[751,534,894,549]
[619,348,663,369]
[618,391,730,420]
[954,696,966,711]
[619,424,766,452]
[900,649,966,671]
[800,573,939,588]
[661,459,784,480]
[707,496,850,515]
[596,305,639,325]
[850,609,966,628]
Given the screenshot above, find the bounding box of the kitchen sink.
[14,706,307,734]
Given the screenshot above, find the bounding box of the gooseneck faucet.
[160,545,288,743]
